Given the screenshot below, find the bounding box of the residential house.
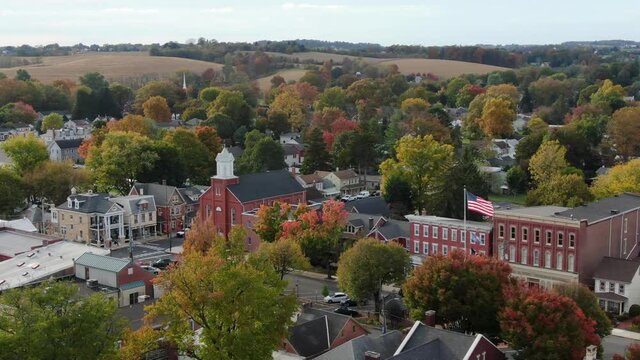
[346,197,390,218]
[40,118,91,144]
[345,214,409,249]
[179,185,209,227]
[314,331,405,360]
[129,183,187,235]
[280,132,302,145]
[593,257,640,315]
[198,148,306,252]
[74,253,155,307]
[491,193,640,289]
[47,138,84,163]
[283,143,305,173]
[488,138,519,168]
[323,169,364,197]
[406,215,493,266]
[296,173,325,192]
[51,190,125,247]
[110,195,158,241]
[282,307,369,358]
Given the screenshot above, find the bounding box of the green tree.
[337,239,411,313]
[269,90,305,131]
[445,77,469,106]
[206,90,252,130]
[236,130,286,174]
[0,166,26,217]
[1,133,48,175]
[79,72,108,92]
[315,86,347,111]
[199,87,222,103]
[164,129,214,185]
[147,226,297,360]
[14,69,31,81]
[380,135,454,214]
[500,287,600,360]
[529,140,568,185]
[254,202,292,243]
[109,83,134,114]
[87,131,159,193]
[506,166,528,194]
[265,110,291,137]
[608,107,640,161]
[404,250,512,339]
[300,128,331,174]
[256,237,310,280]
[41,113,64,131]
[0,280,125,360]
[590,79,626,114]
[554,283,612,338]
[25,161,90,205]
[382,173,413,219]
[134,80,182,111]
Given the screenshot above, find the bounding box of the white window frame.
[470,231,477,244]
[432,226,439,239]
[442,228,448,240]
[533,249,540,266]
[545,251,551,268]
[556,252,563,271]
[443,245,448,256]
[451,229,457,242]
[510,225,516,241]
[522,227,528,242]
[498,224,505,239]
[423,242,429,255]
[414,224,420,237]
[432,243,438,254]
[461,231,466,243]
[569,233,575,248]
[413,240,420,253]
[619,283,625,295]
[568,254,575,272]
[534,228,540,244]
[479,233,486,245]
[509,245,516,263]
[423,224,429,237]
[557,231,564,247]
[545,230,552,245]
[521,247,528,265]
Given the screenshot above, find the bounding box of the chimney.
[140,188,144,195]
[424,310,436,327]
[368,217,374,229]
[364,351,381,360]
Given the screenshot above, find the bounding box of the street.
[110,236,184,264]
[602,335,639,359]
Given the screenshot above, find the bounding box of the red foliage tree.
[613,343,640,360]
[500,286,600,360]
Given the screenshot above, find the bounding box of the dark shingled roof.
[228,169,304,203]
[283,143,304,156]
[392,322,476,360]
[297,308,351,344]
[593,257,640,283]
[391,339,457,360]
[288,316,330,357]
[54,138,84,149]
[346,196,390,217]
[376,220,410,241]
[314,331,404,360]
[555,193,640,224]
[131,183,180,207]
[57,193,117,214]
[596,291,628,302]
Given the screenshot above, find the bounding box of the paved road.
[602,335,638,359]
[110,237,184,264]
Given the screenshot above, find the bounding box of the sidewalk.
[292,270,401,293]
[611,328,640,341]
[107,235,167,250]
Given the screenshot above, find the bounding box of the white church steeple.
[182,73,187,91]
[214,147,236,179]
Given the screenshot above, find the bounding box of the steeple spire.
[182,73,187,91]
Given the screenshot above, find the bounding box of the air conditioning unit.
[138,295,150,303]
[86,279,98,288]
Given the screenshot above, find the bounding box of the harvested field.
[377,58,508,79]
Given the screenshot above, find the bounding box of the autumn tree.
[0,101,38,127]
[182,217,218,255]
[41,112,65,131]
[456,84,485,108]
[528,140,568,185]
[264,110,291,137]
[134,80,182,111]
[312,107,347,131]
[590,79,626,114]
[1,133,49,175]
[25,161,90,205]
[500,287,600,360]
[300,128,332,174]
[206,90,252,130]
[480,97,515,138]
[143,96,172,122]
[87,131,159,193]
[380,135,454,214]
[591,159,640,199]
[0,166,26,217]
[0,280,125,360]
[614,343,640,360]
[485,83,520,104]
[404,250,512,338]
[337,239,411,313]
[146,226,297,360]
[315,86,347,111]
[400,98,430,115]
[269,90,305,131]
[107,114,157,138]
[608,107,640,161]
[117,326,161,360]
[164,128,214,185]
[199,87,222,103]
[254,201,292,243]
[554,283,612,339]
[194,126,222,158]
[256,237,310,280]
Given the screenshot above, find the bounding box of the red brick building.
[198,148,306,251]
[491,193,640,288]
[405,215,493,266]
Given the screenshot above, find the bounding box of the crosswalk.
[131,243,173,263]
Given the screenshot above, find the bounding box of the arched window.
[533,249,540,266]
[556,252,563,271]
[521,247,528,265]
[545,251,551,268]
[568,254,575,272]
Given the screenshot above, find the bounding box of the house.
[0,227,62,261]
[593,257,640,315]
[296,173,325,192]
[389,321,505,360]
[0,241,109,290]
[110,195,159,241]
[345,214,409,249]
[406,215,493,266]
[489,139,519,168]
[198,148,306,251]
[491,193,640,289]
[40,118,91,144]
[314,331,405,360]
[74,253,155,307]
[51,190,125,248]
[283,307,369,358]
[179,185,209,227]
[323,169,364,196]
[280,132,302,145]
[283,143,305,172]
[346,197,390,218]
[129,183,187,235]
[47,138,84,163]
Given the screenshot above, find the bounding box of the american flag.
[467,192,494,217]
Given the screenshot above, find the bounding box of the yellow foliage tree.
[142,96,171,122]
[528,140,568,184]
[400,98,430,115]
[480,97,515,138]
[107,115,156,138]
[592,159,640,199]
[526,116,549,134]
[608,107,640,161]
[486,84,520,104]
[269,90,305,131]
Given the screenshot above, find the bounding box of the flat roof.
[0,241,109,290]
[495,206,570,219]
[405,215,492,230]
[0,228,60,258]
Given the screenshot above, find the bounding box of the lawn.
[489,194,527,205]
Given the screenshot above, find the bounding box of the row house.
[491,193,640,289]
[406,215,493,266]
[129,183,186,235]
[199,148,306,252]
[296,169,364,198]
[110,195,158,241]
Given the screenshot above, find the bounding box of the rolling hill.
[1,52,222,84]
[376,58,508,78]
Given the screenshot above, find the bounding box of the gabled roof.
[593,257,640,283]
[332,169,359,180]
[555,193,640,224]
[75,253,130,273]
[228,169,304,203]
[596,291,628,302]
[375,220,410,241]
[131,183,183,207]
[346,196,390,217]
[288,316,330,357]
[57,193,119,214]
[298,173,324,185]
[53,138,84,149]
[110,195,157,214]
[179,185,209,205]
[392,322,478,360]
[314,331,404,360]
[283,143,304,156]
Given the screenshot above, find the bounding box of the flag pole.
[463,185,467,252]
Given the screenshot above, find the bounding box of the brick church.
[198,148,307,251]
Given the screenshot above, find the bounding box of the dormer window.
[67,198,72,207]
[74,199,80,209]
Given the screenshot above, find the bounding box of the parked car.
[334,306,360,317]
[355,190,370,199]
[324,292,349,303]
[341,195,354,202]
[176,228,190,237]
[340,299,359,307]
[141,265,160,275]
[152,258,176,270]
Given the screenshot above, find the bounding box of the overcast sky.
[1,0,639,47]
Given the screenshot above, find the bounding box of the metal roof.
[120,280,145,291]
[75,253,130,273]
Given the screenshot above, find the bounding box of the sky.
[1,0,639,47]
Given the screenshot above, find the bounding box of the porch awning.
[596,292,627,302]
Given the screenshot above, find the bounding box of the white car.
[324,292,349,303]
[355,191,370,199]
[176,228,190,237]
[341,195,354,202]
[141,265,160,275]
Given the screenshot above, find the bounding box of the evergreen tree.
[301,128,331,174]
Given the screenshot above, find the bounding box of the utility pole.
[163,179,172,253]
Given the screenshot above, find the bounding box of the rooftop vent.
[16,262,25,267]
[611,209,620,215]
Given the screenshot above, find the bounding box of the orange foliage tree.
[143,96,171,122]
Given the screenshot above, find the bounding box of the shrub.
[629,304,640,318]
